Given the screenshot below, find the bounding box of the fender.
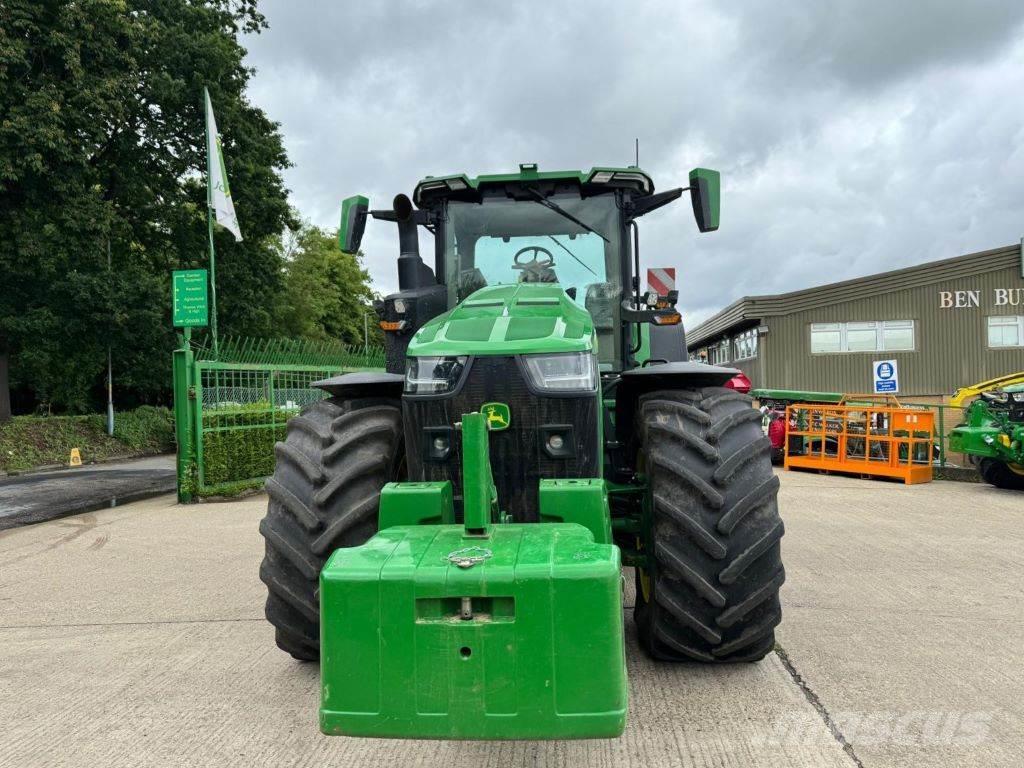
[313,371,405,400]
[613,361,739,447]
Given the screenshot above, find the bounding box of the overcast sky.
[244,0,1024,327]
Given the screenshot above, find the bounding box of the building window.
[811,320,915,353]
[988,315,1023,348]
[845,322,878,352]
[733,328,758,360]
[706,339,730,365]
[882,320,915,351]
[810,323,842,353]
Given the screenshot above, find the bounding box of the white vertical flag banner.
[204,90,243,242]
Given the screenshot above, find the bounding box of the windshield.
[444,193,623,367]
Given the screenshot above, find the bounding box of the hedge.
[200,402,299,487]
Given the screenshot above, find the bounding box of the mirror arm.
[626,187,686,220]
[371,208,434,225]
[620,298,678,324]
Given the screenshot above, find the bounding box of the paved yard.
[0,454,175,529]
[0,472,1020,767]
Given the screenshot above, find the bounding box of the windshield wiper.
[547,235,597,277]
[526,188,610,243]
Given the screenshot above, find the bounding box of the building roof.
[687,243,1022,349]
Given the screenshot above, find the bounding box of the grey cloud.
[243,0,1024,327]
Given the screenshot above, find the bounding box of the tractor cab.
[341,164,720,374]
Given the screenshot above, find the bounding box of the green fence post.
[938,405,946,468]
[193,359,205,491]
[172,338,196,503]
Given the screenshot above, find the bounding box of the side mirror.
[688,168,720,232]
[339,195,369,253]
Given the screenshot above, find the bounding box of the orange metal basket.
[783,395,934,484]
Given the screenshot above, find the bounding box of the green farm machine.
[257,164,785,739]
[950,372,1024,490]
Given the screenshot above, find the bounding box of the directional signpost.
[172,269,209,328]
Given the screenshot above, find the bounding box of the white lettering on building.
[994,288,1023,306]
[955,290,980,308]
[937,288,1021,308]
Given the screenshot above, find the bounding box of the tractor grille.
[403,356,599,522]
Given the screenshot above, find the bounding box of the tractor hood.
[408,283,595,357]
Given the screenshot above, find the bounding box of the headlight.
[521,352,597,393]
[404,356,468,394]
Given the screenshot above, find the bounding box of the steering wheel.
[512,245,555,272]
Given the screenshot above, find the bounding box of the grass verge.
[0,406,175,473]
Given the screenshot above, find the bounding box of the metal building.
[687,243,1024,397]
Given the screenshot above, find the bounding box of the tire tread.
[635,386,785,663]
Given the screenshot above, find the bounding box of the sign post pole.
[171,268,209,503]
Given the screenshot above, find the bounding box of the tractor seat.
[458,268,488,300]
[518,266,558,284]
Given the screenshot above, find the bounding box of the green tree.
[276,225,381,347]
[0,0,293,411]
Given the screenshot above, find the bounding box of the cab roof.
[413,164,655,206]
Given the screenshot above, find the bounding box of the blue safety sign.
[873,359,899,393]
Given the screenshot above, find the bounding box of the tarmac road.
[0,471,1020,767]
[0,455,175,529]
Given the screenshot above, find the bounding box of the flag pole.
[203,87,219,359]
[106,236,114,436]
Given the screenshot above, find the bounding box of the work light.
[521,352,597,393]
[404,356,468,394]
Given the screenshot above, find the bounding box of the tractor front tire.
[979,458,1024,490]
[258,396,403,660]
[635,387,785,663]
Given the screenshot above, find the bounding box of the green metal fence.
[173,336,385,500]
[900,402,966,469]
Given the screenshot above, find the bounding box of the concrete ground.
[0,454,175,529]
[0,472,1020,767]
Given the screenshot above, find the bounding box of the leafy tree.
[0,0,293,412]
[275,225,382,348]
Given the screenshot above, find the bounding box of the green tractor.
[950,372,1024,490]
[258,164,785,739]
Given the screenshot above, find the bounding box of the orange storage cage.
[783,395,934,485]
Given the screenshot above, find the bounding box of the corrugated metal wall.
[722,355,762,384]
[763,262,1024,396]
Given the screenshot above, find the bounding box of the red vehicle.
[767,414,787,464]
[724,371,752,394]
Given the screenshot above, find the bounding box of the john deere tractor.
[258,164,784,739]
[950,372,1024,490]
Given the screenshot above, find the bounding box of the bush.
[113,405,175,452]
[200,402,297,487]
[0,406,175,473]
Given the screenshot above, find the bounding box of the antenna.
[634,138,639,167]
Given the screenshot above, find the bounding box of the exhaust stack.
[394,194,435,289]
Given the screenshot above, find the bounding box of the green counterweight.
[318,411,627,739]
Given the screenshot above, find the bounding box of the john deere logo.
[481,402,510,431]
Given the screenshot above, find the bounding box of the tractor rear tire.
[979,458,1024,490]
[258,396,403,660]
[634,387,785,663]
